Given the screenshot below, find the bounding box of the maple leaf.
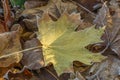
[38,12,104,74]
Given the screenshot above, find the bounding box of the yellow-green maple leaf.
[38,13,104,74]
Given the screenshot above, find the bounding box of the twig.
[70,0,96,18]
[45,68,59,80]
[0,46,42,59]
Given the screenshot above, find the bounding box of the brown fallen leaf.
[21,38,44,70]
[23,0,77,17]
[61,0,95,31]
[0,21,6,33]
[2,0,14,31]
[5,63,59,80]
[48,4,61,21]
[19,8,43,32]
[93,2,111,28]
[73,61,91,73]
[21,32,36,41]
[0,63,22,78]
[10,24,23,34]
[24,0,49,9]
[62,0,102,11]
[85,7,120,58]
[109,0,120,15]
[0,30,23,67]
[86,56,120,80]
[48,0,77,21]
[4,68,33,80]
[10,24,37,42]
[59,73,70,80]
[85,7,120,80]
[32,63,59,80]
[23,19,38,31]
[0,67,10,78]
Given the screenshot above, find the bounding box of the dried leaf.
[48,0,77,21]
[21,32,36,41]
[0,21,6,33]
[85,8,120,58]
[48,4,61,21]
[10,24,23,35]
[24,0,49,9]
[0,31,23,67]
[0,67,10,78]
[5,63,59,80]
[59,73,70,80]
[86,56,120,80]
[93,2,111,28]
[76,71,86,80]
[4,68,32,80]
[71,0,103,11]
[32,63,59,80]
[73,61,91,73]
[23,19,38,31]
[85,42,106,53]
[21,38,44,70]
[2,0,13,30]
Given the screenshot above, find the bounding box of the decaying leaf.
[10,24,23,34]
[22,0,77,22]
[5,63,71,80]
[0,21,6,33]
[4,68,32,80]
[86,8,120,58]
[19,9,43,33]
[32,63,59,80]
[38,12,104,73]
[93,2,111,28]
[2,0,14,30]
[59,73,70,80]
[73,61,91,73]
[5,63,59,80]
[0,65,13,78]
[48,4,61,21]
[21,38,44,70]
[71,0,103,11]
[21,32,36,41]
[84,5,120,80]
[1,0,119,79]
[86,56,120,80]
[0,0,11,32]
[23,19,38,31]
[0,31,22,67]
[109,0,119,15]
[24,0,49,9]
[48,0,77,21]
[11,24,36,41]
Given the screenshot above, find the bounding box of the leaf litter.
[0,0,120,80]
